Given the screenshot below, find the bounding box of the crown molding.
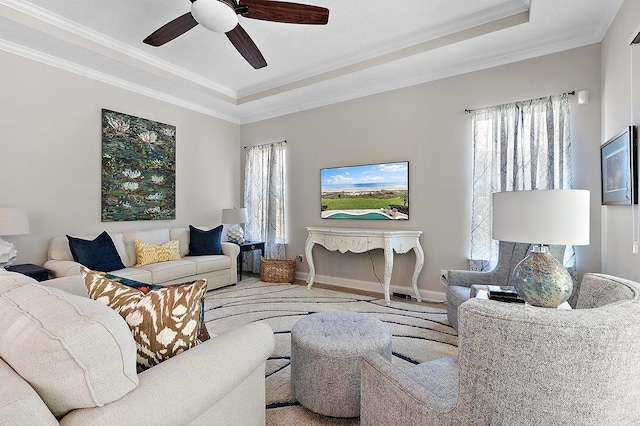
[239,31,601,124]
[0,0,618,126]
[237,3,531,100]
[594,0,625,41]
[0,0,237,102]
[0,39,240,124]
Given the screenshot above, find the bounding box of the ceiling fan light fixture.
[191,0,238,33]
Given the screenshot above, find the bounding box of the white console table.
[304,227,424,305]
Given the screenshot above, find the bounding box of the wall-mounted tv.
[320,161,409,220]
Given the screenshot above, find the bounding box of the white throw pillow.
[0,282,138,417]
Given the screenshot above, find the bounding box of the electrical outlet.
[296,255,304,262]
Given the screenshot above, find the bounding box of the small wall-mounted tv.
[320,161,409,220]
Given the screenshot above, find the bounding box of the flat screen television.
[320,161,409,220]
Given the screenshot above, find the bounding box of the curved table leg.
[411,244,424,302]
[305,238,316,289]
[383,242,394,306]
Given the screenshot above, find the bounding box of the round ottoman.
[290,311,392,417]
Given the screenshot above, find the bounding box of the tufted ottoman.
[290,311,392,417]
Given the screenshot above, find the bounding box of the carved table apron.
[305,227,424,305]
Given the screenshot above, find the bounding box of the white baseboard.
[294,271,446,304]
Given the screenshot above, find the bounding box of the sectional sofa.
[44,227,240,291]
[0,269,275,425]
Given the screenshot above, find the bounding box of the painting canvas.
[321,161,409,220]
[101,109,176,221]
[601,126,637,205]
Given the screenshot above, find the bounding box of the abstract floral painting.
[101,109,176,221]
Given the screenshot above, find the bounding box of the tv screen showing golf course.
[320,161,409,220]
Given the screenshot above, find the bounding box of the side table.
[472,285,572,310]
[236,241,265,281]
[6,263,51,282]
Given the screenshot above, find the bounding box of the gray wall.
[601,0,640,280]
[1,39,605,297]
[1,50,242,265]
[242,44,603,299]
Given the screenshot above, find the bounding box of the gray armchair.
[360,273,640,425]
[445,242,566,330]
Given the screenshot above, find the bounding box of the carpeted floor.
[203,277,458,426]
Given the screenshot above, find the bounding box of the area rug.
[203,278,458,426]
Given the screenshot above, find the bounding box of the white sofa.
[0,270,275,425]
[44,227,240,290]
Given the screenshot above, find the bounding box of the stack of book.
[487,285,525,303]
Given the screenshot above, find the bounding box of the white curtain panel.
[470,94,574,272]
[243,141,287,273]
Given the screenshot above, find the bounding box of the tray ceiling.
[0,0,624,123]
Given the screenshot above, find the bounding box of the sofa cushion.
[0,358,58,425]
[0,278,21,295]
[185,255,232,274]
[446,285,471,309]
[67,231,126,272]
[0,269,38,285]
[403,357,459,407]
[170,227,191,257]
[0,279,138,418]
[188,225,223,256]
[138,259,197,283]
[82,268,208,371]
[134,239,181,267]
[123,229,171,268]
[108,267,153,283]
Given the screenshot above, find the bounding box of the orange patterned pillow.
[81,267,208,371]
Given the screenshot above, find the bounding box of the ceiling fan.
[143,0,329,69]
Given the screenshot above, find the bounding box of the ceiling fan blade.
[144,12,199,46]
[238,0,329,25]
[226,24,267,69]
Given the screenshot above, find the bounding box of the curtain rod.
[243,140,287,149]
[464,91,575,114]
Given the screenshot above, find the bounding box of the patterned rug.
[203,278,458,426]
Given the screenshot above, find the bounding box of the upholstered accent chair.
[445,242,566,330]
[361,273,640,425]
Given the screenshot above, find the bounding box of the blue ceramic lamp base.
[512,246,573,308]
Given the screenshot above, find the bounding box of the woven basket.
[260,257,296,283]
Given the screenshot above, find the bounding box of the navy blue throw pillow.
[188,225,223,256]
[67,231,125,272]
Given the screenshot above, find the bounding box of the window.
[470,94,574,271]
[243,141,287,271]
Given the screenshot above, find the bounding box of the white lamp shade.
[191,0,238,33]
[0,208,29,236]
[492,190,590,245]
[221,208,248,224]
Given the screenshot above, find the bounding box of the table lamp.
[221,207,248,244]
[0,208,30,268]
[492,190,590,307]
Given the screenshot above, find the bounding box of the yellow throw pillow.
[134,239,181,267]
[81,268,208,372]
